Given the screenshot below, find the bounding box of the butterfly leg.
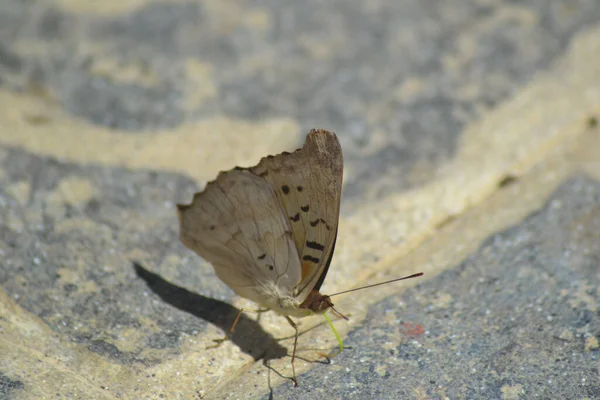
[284,316,299,387]
[254,308,270,323]
[207,308,266,349]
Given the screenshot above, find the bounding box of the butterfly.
[177,129,345,386]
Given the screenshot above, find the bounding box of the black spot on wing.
[320,218,332,231]
[209,225,215,230]
[306,241,325,251]
[302,255,320,263]
[297,186,303,192]
[282,185,290,194]
[267,265,274,271]
[258,254,266,260]
[290,213,300,222]
[310,219,320,227]
[301,205,309,212]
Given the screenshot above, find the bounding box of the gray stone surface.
[0,0,599,399]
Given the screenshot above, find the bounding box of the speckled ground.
[0,1,599,399]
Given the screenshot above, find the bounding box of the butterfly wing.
[249,129,343,301]
[178,129,343,311]
[177,168,302,309]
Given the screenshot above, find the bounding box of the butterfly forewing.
[249,130,343,300]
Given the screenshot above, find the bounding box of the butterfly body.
[177,129,343,319]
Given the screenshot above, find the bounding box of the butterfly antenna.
[328,272,424,298]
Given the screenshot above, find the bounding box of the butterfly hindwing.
[177,168,302,306]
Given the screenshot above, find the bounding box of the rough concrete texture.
[0,0,599,399]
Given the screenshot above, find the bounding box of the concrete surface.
[0,0,599,399]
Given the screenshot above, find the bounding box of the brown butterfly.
[177,129,421,385]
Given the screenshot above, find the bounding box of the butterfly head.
[299,289,334,314]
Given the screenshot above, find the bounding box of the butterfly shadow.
[133,261,288,363]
